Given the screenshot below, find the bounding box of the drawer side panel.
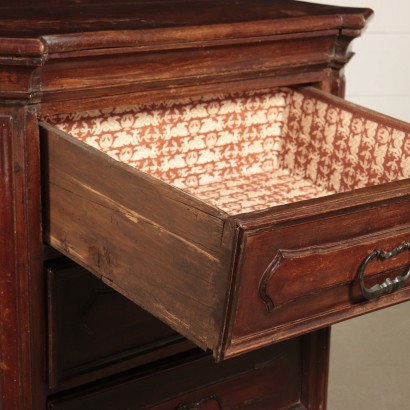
[41,124,235,352]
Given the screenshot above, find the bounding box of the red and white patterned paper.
[47,88,409,215]
[282,89,410,193]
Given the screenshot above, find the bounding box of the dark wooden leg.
[300,327,331,410]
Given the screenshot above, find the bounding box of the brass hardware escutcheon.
[358,241,410,300]
[176,394,222,410]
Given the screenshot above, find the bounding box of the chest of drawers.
[1,1,409,409]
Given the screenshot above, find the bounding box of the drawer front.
[48,332,326,410]
[225,199,410,357]
[47,261,193,390]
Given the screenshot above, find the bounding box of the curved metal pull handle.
[359,241,410,300]
[176,394,222,410]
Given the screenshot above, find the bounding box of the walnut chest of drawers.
[1,1,409,409]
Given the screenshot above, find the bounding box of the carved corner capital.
[330,28,365,71]
[0,46,45,103]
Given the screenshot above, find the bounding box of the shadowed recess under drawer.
[47,260,194,391]
[40,86,410,360]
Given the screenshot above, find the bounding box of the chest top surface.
[1,0,371,55]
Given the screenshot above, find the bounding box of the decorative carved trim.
[259,250,285,312]
[258,225,410,312]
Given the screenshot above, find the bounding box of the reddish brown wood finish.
[0,107,45,409]
[40,122,235,351]
[226,198,410,357]
[41,87,410,361]
[47,260,195,392]
[301,328,330,410]
[47,331,329,410]
[0,1,372,40]
[0,0,371,107]
[38,34,337,104]
[0,1,379,409]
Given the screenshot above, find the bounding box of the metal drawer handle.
[176,394,223,410]
[358,241,410,300]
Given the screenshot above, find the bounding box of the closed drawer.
[47,260,194,390]
[40,86,410,360]
[48,332,324,410]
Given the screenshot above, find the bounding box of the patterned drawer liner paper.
[46,88,410,215]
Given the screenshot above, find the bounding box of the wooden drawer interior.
[44,86,410,214]
[47,260,194,390]
[41,85,410,360]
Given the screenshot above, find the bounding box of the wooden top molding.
[0,0,372,58]
[0,1,373,107]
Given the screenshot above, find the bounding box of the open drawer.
[40,86,410,360]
